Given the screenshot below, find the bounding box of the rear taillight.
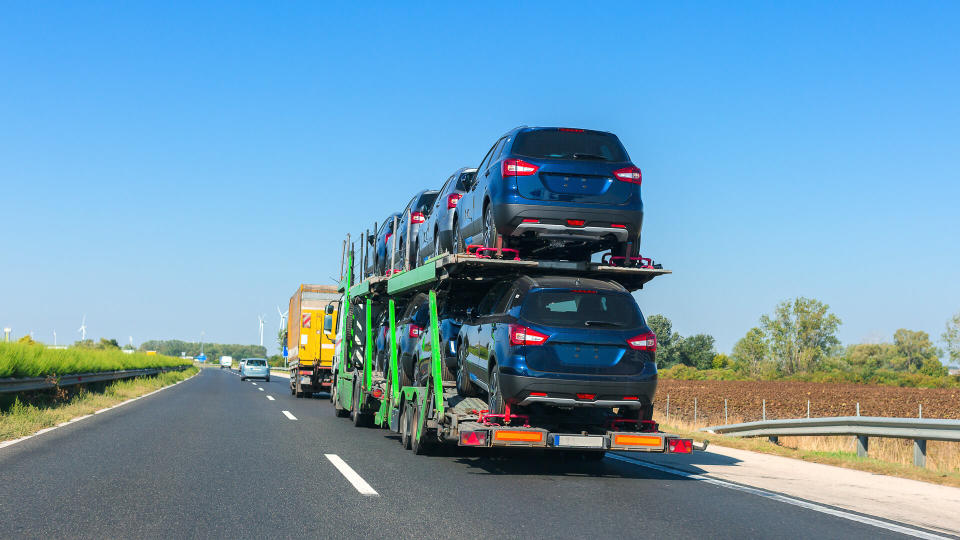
[559,127,585,133]
[447,193,462,209]
[409,325,423,338]
[613,166,642,185]
[508,324,549,346]
[411,212,426,224]
[502,158,539,177]
[385,233,393,245]
[610,223,627,229]
[627,332,657,351]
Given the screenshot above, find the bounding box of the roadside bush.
[0,342,192,378]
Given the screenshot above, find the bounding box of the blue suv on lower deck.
[442,275,658,420]
[453,127,644,261]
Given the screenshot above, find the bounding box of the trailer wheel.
[400,404,412,450]
[332,379,349,417]
[351,374,368,427]
[411,401,432,456]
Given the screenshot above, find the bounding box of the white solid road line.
[282,410,297,420]
[266,396,275,401]
[325,454,379,496]
[607,453,947,540]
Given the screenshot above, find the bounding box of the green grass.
[0,342,192,378]
[0,367,199,441]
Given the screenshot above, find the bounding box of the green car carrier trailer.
[329,236,697,458]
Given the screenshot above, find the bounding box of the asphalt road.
[0,368,945,539]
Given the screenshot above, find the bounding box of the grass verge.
[654,412,960,489]
[0,367,198,442]
[0,342,191,378]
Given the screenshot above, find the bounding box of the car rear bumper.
[492,202,642,242]
[498,372,656,408]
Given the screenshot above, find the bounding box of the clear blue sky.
[2,2,958,357]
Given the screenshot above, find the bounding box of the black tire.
[487,363,505,415]
[452,217,464,254]
[456,342,477,397]
[411,401,432,455]
[398,356,413,387]
[290,380,296,395]
[265,377,270,383]
[351,374,367,427]
[482,204,497,248]
[240,376,245,382]
[400,404,412,450]
[332,379,349,417]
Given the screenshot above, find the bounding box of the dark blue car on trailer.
[452,127,645,261]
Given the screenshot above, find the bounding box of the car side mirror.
[325,304,334,315]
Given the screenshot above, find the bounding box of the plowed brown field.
[655,379,960,424]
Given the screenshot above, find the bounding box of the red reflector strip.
[566,219,585,226]
[611,223,627,228]
[529,392,547,397]
[669,438,693,454]
[622,396,639,401]
[570,289,596,294]
[460,431,488,446]
[521,218,539,223]
[576,393,596,400]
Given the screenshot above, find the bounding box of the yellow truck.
[287,284,340,398]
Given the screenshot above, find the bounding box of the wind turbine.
[257,314,265,347]
[78,315,87,341]
[53,330,57,346]
[277,306,288,331]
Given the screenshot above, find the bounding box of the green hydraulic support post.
[339,249,353,374]
[428,290,445,417]
[389,299,399,404]
[364,298,373,390]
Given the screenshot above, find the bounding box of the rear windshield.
[512,129,629,162]
[245,359,266,366]
[415,192,439,211]
[455,171,476,190]
[521,290,640,328]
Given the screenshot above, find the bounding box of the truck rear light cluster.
[627,332,657,351]
[409,325,423,338]
[613,166,642,185]
[411,212,426,224]
[508,324,549,346]
[668,438,693,454]
[502,158,539,177]
[299,370,312,375]
[447,193,462,209]
[460,431,488,446]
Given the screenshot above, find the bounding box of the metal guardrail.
[701,416,960,467]
[0,365,190,394]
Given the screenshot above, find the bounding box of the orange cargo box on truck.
[287,284,340,368]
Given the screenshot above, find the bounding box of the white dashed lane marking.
[282,410,297,420]
[325,454,378,496]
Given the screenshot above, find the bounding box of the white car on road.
[219,356,233,369]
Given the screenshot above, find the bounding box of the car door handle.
[485,169,490,177]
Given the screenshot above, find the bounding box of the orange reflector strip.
[613,434,662,447]
[494,430,544,443]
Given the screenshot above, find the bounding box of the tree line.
[649,298,959,383]
[138,340,267,360]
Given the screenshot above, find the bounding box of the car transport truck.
[328,230,697,458]
[287,284,340,397]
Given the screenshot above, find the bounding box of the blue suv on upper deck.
[452,127,644,261]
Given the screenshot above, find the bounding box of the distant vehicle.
[286,284,339,397]
[415,167,477,264]
[219,356,233,369]
[240,358,270,381]
[453,275,657,419]
[453,127,644,261]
